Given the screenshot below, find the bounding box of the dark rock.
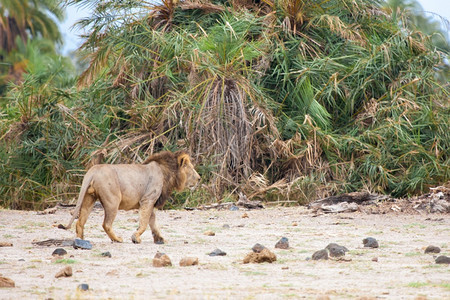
[73,239,92,250]
[52,248,67,257]
[275,237,289,249]
[312,249,329,260]
[222,224,230,229]
[252,243,266,253]
[326,243,348,257]
[18,259,25,262]
[363,237,379,248]
[435,255,450,264]
[424,245,441,254]
[229,205,239,211]
[77,283,89,291]
[208,249,227,256]
[101,251,112,258]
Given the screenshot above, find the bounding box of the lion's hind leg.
[76,194,95,240]
[101,200,123,243]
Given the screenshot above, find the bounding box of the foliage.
[0,0,448,209]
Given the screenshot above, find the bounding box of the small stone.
[424,245,441,254]
[372,257,378,262]
[292,222,298,226]
[243,248,277,264]
[252,243,266,253]
[325,243,348,258]
[18,259,25,262]
[179,257,199,267]
[0,276,15,287]
[435,255,450,264]
[281,266,289,270]
[312,249,329,260]
[52,248,67,257]
[208,249,227,256]
[101,251,112,258]
[0,242,13,247]
[222,224,230,229]
[203,230,215,236]
[275,237,289,249]
[229,205,239,211]
[55,266,73,278]
[153,252,172,267]
[242,213,249,218]
[77,283,89,291]
[73,239,92,250]
[363,237,379,248]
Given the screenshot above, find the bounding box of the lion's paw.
[154,237,165,244]
[131,233,141,244]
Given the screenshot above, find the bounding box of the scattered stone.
[424,245,441,254]
[179,257,199,267]
[106,269,119,276]
[0,276,15,288]
[18,259,25,262]
[37,207,57,215]
[243,248,277,264]
[435,255,450,264]
[222,224,230,229]
[77,283,89,291]
[52,248,67,257]
[0,242,13,247]
[203,230,215,236]
[252,243,266,253]
[73,239,92,250]
[153,252,172,267]
[237,224,245,228]
[208,249,227,256]
[316,296,330,300]
[229,205,239,211]
[372,257,378,262]
[101,251,112,258]
[312,249,329,260]
[55,266,73,278]
[281,266,289,270]
[363,237,379,248]
[242,213,249,218]
[325,243,348,258]
[32,239,74,247]
[237,194,264,209]
[292,222,298,226]
[275,237,289,249]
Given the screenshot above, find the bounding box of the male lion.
[63,150,200,244]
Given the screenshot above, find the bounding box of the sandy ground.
[0,206,449,299]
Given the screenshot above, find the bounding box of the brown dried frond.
[179,1,225,14]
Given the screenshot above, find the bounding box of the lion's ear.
[177,153,190,167]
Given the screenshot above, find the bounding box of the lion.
[63,150,200,244]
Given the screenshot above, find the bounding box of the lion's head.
[177,152,200,189]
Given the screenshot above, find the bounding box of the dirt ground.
[0,205,449,299]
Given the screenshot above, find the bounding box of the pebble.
[275,237,289,249]
[179,257,199,267]
[363,237,379,248]
[0,276,15,287]
[101,251,112,258]
[203,230,215,236]
[208,249,227,256]
[424,245,441,254]
[52,248,67,257]
[292,222,298,226]
[0,242,13,247]
[435,255,450,264]
[73,239,92,250]
[312,249,329,260]
[242,213,249,218]
[252,243,266,253]
[77,283,89,291]
[153,252,172,267]
[229,205,239,211]
[325,243,348,257]
[372,257,379,262]
[222,224,230,229]
[55,266,73,278]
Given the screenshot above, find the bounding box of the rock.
[179,257,199,267]
[203,230,215,236]
[242,212,249,218]
[208,249,227,256]
[252,243,266,253]
[101,251,112,258]
[0,242,13,247]
[435,255,450,264]
[73,239,92,250]
[372,257,378,262]
[424,245,441,254]
[292,222,298,226]
[55,266,73,278]
[312,249,329,260]
[243,248,277,264]
[77,283,89,291]
[229,205,239,211]
[153,252,172,267]
[222,224,230,229]
[52,248,67,257]
[0,276,15,288]
[275,237,289,249]
[363,237,379,248]
[325,243,348,257]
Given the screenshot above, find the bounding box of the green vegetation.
[0,0,449,209]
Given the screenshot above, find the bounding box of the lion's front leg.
[131,202,152,244]
[149,211,164,244]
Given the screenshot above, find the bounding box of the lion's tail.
[61,171,95,230]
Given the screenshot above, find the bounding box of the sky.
[58,0,450,55]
